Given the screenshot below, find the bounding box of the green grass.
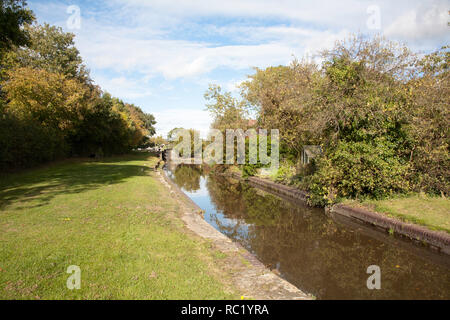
[0,153,236,299]
[344,194,450,233]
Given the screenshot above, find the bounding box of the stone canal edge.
[155,166,313,300]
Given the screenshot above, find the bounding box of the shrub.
[306,138,411,206]
[0,114,67,170]
[242,163,261,178]
[271,160,296,184]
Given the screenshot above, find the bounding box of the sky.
[28,0,449,138]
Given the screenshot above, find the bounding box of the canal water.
[165,163,450,299]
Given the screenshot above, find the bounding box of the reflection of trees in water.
[169,165,449,299]
[205,172,450,300]
[209,213,249,243]
[172,165,203,192]
[206,175,248,219]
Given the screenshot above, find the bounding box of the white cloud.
[93,75,152,99]
[73,17,347,81]
[384,1,449,47]
[33,0,448,84]
[113,0,369,29]
[29,0,449,138]
[153,108,213,138]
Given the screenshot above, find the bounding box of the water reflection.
[171,164,203,192]
[166,164,450,300]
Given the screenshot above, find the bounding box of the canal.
[165,163,450,299]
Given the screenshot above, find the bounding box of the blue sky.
[28,0,449,137]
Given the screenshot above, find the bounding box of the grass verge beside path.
[0,153,237,299]
[344,194,450,234]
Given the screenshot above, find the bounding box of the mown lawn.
[0,153,236,299]
[345,194,450,234]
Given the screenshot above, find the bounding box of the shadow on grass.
[0,154,155,211]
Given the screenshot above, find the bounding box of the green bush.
[271,160,296,184]
[242,163,261,178]
[240,134,274,178]
[0,114,67,170]
[305,138,411,206]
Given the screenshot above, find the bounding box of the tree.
[167,127,183,142]
[300,35,415,203]
[0,0,34,51]
[0,0,34,91]
[149,136,167,147]
[11,23,90,82]
[168,127,201,157]
[1,67,156,167]
[312,34,415,148]
[406,46,450,194]
[204,84,249,132]
[0,4,159,170]
[241,61,318,156]
[239,34,422,202]
[3,67,94,132]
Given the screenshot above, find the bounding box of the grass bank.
[343,194,450,234]
[0,153,237,299]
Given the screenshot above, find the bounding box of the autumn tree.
[302,35,416,203]
[0,0,34,52]
[11,23,90,82]
[206,34,448,202]
[406,46,450,194]
[0,2,157,169]
[0,0,34,96]
[204,84,249,132]
[241,61,318,156]
[4,67,94,131]
[168,127,201,158]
